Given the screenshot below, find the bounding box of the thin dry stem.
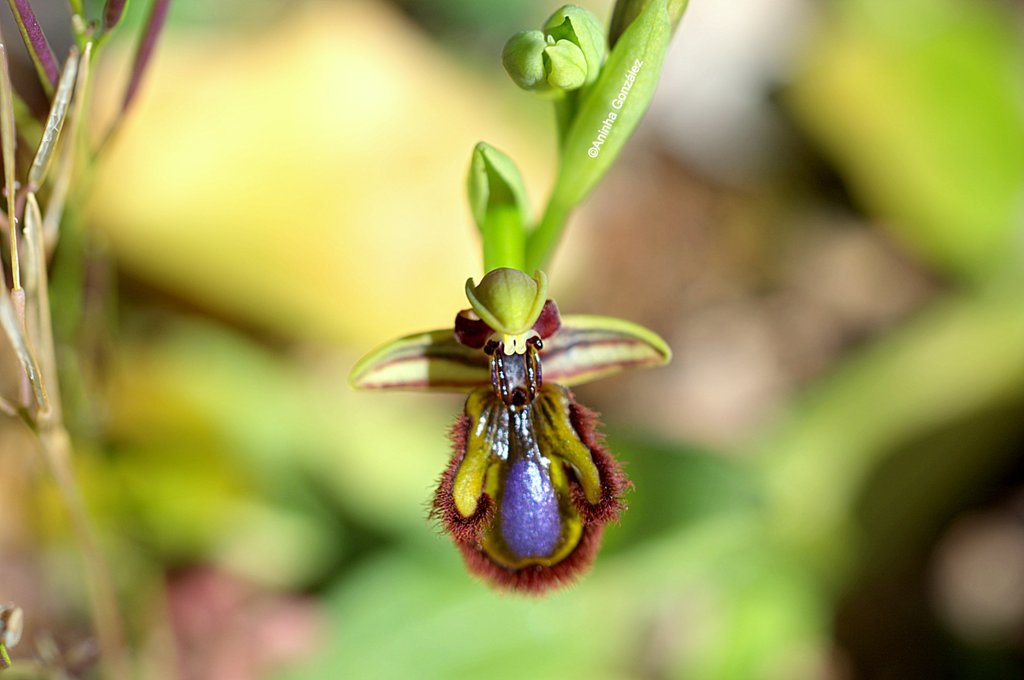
[12,37,129,680]
[10,287,30,407]
[0,39,19,291]
[28,48,79,192]
[35,424,130,680]
[0,283,48,410]
[24,194,57,411]
[43,134,73,251]
[44,42,91,250]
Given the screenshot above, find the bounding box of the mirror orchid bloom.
[350,268,670,593]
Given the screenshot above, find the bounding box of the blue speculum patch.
[499,452,562,559]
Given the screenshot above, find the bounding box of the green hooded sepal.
[465,268,548,341]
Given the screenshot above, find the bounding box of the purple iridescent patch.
[499,453,561,559]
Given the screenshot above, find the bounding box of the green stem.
[481,204,526,272]
[553,90,578,145]
[37,424,131,680]
[525,193,573,272]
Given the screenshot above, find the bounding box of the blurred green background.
[2,0,1024,678]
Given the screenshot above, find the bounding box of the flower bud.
[543,38,587,90]
[543,5,606,86]
[466,142,527,234]
[501,30,550,92]
[502,5,607,94]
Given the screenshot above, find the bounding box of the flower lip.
[465,268,548,339]
[434,384,630,594]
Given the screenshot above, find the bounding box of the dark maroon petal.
[532,299,562,339]
[453,309,493,349]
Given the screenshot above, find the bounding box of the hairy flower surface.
[350,268,670,593]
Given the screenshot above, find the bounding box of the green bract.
[555,0,672,205]
[524,0,678,270]
[609,0,689,47]
[466,143,528,271]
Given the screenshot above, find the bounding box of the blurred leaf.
[758,283,1024,578]
[89,3,553,346]
[108,317,457,540]
[606,435,760,550]
[278,511,828,680]
[108,440,252,560]
[853,393,1024,575]
[788,0,1024,280]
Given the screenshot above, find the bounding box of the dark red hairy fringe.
[567,391,633,525]
[457,521,607,595]
[430,414,492,544]
[432,392,631,595]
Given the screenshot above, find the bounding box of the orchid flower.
[350,268,670,593]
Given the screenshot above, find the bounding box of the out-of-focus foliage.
[3,0,1024,678]
[788,0,1024,281]
[89,1,553,346]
